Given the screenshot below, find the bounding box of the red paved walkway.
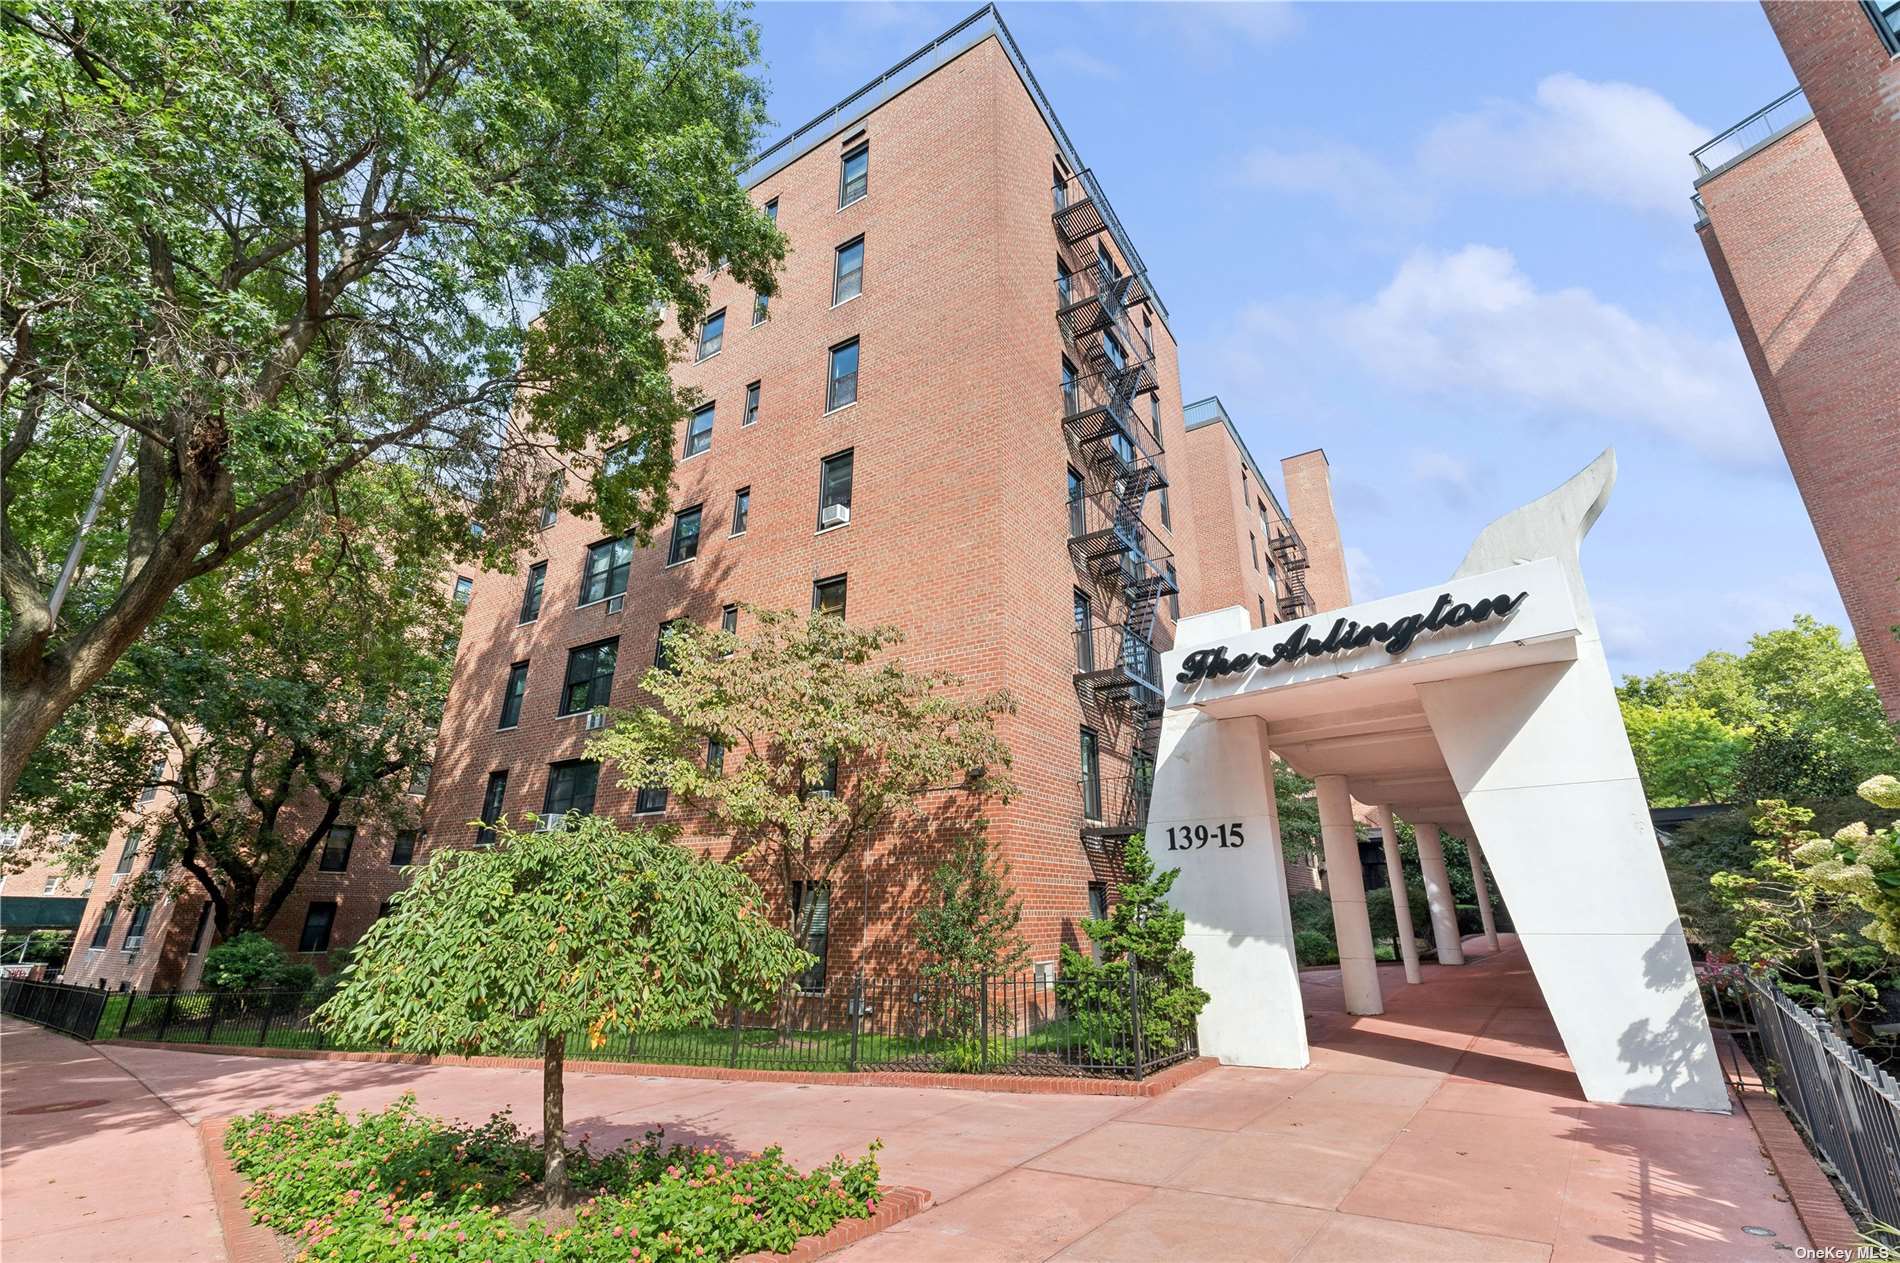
[2,936,1806,1262]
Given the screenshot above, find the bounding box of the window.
[752,290,769,325]
[721,603,739,634]
[40,875,56,894]
[654,618,687,671]
[839,142,868,207]
[519,562,547,624]
[1074,589,1094,672]
[667,504,703,565]
[602,441,637,479]
[807,755,839,799]
[139,755,167,803]
[114,835,139,875]
[682,406,714,461]
[453,575,474,605]
[541,759,599,823]
[1088,881,1109,921]
[1864,0,1900,53]
[1100,330,1126,372]
[1166,562,1180,620]
[580,536,632,606]
[731,487,750,535]
[1080,729,1102,820]
[1151,394,1162,442]
[1053,163,1069,209]
[1057,257,1073,306]
[812,575,847,619]
[1259,595,1269,626]
[539,473,563,529]
[560,639,618,715]
[122,903,153,951]
[1067,466,1086,537]
[1061,358,1078,417]
[697,309,724,360]
[408,763,431,797]
[832,236,864,305]
[764,197,778,221]
[499,661,529,729]
[635,784,669,815]
[318,825,355,872]
[1250,532,1260,570]
[298,901,337,953]
[1142,311,1154,354]
[1159,486,1172,530]
[391,830,417,867]
[826,339,859,411]
[792,881,830,992]
[707,737,725,777]
[743,381,760,426]
[89,903,116,949]
[477,771,508,845]
[818,450,853,528]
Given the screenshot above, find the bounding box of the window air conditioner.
[606,594,624,614]
[819,503,851,529]
[585,711,607,731]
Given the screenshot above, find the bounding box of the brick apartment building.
[1692,0,1900,720]
[417,6,1349,990]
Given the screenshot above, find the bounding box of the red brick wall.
[1697,116,1900,720]
[1180,418,1284,629]
[1762,0,1900,283]
[420,35,1241,985]
[1280,450,1352,614]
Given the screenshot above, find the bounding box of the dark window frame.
[453,575,474,605]
[838,142,869,207]
[635,784,669,815]
[684,404,714,458]
[519,561,548,624]
[298,900,337,953]
[579,536,633,606]
[559,638,618,716]
[697,308,725,360]
[791,880,831,992]
[812,575,847,619]
[826,338,859,412]
[731,487,750,536]
[122,902,154,951]
[654,618,688,671]
[743,380,761,426]
[541,759,600,824]
[667,504,704,566]
[477,770,508,846]
[1080,728,1102,821]
[317,824,355,873]
[818,449,853,529]
[832,235,864,306]
[499,661,529,729]
[391,830,417,867]
[89,903,116,949]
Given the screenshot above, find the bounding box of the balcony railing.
[1690,86,1812,177]
[1066,492,1170,571]
[1082,771,1153,835]
[1266,518,1309,571]
[1073,623,1163,701]
[1063,373,1166,486]
[1056,260,1153,349]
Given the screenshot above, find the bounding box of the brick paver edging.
[107,1039,1217,1097]
[198,1115,931,1263]
[1717,1037,1865,1256]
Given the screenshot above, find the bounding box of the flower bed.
[223,1094,884,1262]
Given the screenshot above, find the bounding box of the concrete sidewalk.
[2,937,1812,1262]
[1,1015,224,1263]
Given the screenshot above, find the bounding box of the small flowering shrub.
[225,1094,883,1262]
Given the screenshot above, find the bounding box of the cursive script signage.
[1177,590,1530,686]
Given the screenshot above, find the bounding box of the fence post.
[848,974,864,1073]
[979,972,990,1072]
[728,1000,744,1069]
[256,993,276,1049]
[156,991,177,1042]
[116,989,135,1039]
[1127,957,1146,1081]
[205,992,222,1043]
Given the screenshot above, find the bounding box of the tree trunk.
[1810,935,1843,1035]
[542,1033,569,1207]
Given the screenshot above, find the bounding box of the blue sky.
[741,1,1843,680]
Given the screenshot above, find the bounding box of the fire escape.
[1057,171,1171,839]
[1268,518,1315,621]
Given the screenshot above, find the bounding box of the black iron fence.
[2,977,108,1040]
[1703,966,1900,1236]
[97,963,1197,1081]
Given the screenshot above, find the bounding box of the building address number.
[1162,823,1246,850]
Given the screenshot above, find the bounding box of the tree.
[1618,615,1899,806]
[0,1,786,802]
[7,470,454,939]
[1712,800,1882,1030]
[589,608,1013,970]
[1273,761,1321,864]
[317,814,808,1207]
[1057,836,1208,1067]
[915,828,1028,981]
[1796,775,1900,959]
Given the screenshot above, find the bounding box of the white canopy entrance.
[1148,451,1726,1112]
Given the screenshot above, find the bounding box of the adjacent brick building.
[1693,0,1900,720]
[419,7,1352,988]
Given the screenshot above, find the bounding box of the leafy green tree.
[1618,615,1898,806]
[7,473,453,938]
[1057,836,1209,1067]
[915,828,1028,981]
[1274,762,1321,863]
[1796,775,1900,959]
[0,0,786,803]
[1713,801,1882,1030]
[201,931,316,996]
[318,814,809,1207]
[590,608,1013,972]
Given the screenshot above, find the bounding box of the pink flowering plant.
[225,1094,882,1262]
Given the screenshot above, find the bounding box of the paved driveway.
[2,937,1806,1262]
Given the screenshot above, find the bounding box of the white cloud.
[1344,545,1383,601]
[1236,139,1430,222]
[1147,1,1301,58]
[1333,245,1777,465]
[1418,74,1708,217]
[1408,449,1479,507]
[1046,45,1122,80]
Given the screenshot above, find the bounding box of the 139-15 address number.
[1162,823,1245,851]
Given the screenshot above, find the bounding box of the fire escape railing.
[1267,519,1315,620]
[1073,622,1163,704]
[1062,370,1167,493]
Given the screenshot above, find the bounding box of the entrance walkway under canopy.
[4,935,1809,1263]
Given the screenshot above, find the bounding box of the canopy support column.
[1317,774,1381,1015]
[1413,822,1465,965]
[1374,804,1421,984]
